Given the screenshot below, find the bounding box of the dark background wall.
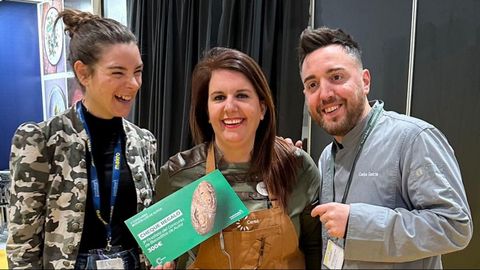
[129,0,310,165]
[311,0,411,161]
[412,1,480,267]
[312,0,479,268]
[0,2,43,170]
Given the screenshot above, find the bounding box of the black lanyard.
[330,102,383,204]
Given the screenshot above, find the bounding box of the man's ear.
[74,60,90,87]
[362,68,371,95]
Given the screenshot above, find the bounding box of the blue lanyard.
[329,101,383,204]
[76,102,122,250]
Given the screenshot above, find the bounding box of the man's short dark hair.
[298,27,363,70]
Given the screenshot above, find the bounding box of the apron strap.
[206,142,216,174]
[184,142,217,266]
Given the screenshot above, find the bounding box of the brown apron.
[188,143,305,269]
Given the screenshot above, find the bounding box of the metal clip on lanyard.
[77,102,122,251]
[331,102,383,204]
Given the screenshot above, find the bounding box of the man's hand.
[311,202,350,239]
[279,136,303,149]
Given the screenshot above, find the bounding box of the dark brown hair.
[298,27,363,70]
[190,47,298,208]
[56,9,137,91]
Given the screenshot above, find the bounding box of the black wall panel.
[412,0,480,267]
[311,0,479,267]
[311,0,411,161]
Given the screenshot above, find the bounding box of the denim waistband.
[75,247,140,269]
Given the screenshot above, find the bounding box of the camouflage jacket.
[7,105,157,269]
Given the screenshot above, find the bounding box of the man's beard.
[312,90,366,137]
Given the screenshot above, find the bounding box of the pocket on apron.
[223,225,282,269]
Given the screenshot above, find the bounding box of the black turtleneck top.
[78,103,138,252]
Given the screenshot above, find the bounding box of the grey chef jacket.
[318,100,472,269]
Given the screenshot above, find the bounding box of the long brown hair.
[190,47,298,208]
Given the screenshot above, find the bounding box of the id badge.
[323,239,344,269]
[96,257,124,269]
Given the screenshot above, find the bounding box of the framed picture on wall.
[39,0,93,120]
[41,0,65,75]
[43,77,67,120]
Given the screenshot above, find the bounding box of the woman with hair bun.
[7,9,156,269]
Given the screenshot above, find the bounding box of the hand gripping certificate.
[125,170,250,266]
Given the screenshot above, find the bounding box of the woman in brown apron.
[156,47,321,269]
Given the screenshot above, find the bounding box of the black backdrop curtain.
[128,0,310,166]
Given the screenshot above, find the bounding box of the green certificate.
[125,169,250,266]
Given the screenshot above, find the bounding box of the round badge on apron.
[256,181,268,196]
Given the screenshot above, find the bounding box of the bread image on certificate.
[191,181,217,235]
[125,170,249,266]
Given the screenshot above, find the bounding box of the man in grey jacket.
[298,26,472,269]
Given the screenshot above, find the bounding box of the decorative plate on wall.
[47,85,67,118]
[44,7,63,66]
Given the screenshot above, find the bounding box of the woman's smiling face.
[207,69,266,152]
[77,42,143,119]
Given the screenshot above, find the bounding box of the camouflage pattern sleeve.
[145,129,157,190]
[7,123,50,269]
